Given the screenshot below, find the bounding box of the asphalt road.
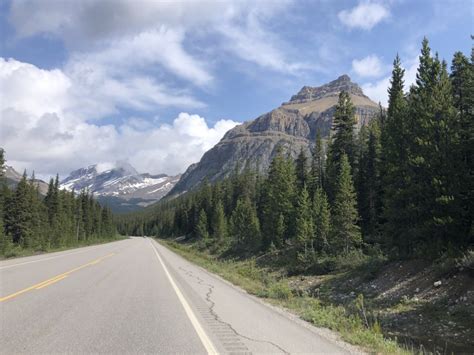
[0,237,353,354]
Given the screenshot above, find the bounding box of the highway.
[0,237,354,354]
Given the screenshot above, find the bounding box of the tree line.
[119,38,473,262]
[0,150,117,255]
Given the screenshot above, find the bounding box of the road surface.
[0,237,354,354]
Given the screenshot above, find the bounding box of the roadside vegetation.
[162,239,408,354]
[117,38,473,353]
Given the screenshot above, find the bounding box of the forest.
[0,151,117,257]
[117,38,473,265]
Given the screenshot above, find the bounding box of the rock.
[350,291,355,296]
[434,281,442,287]
[168,75,380,195]
[415,288,420,293]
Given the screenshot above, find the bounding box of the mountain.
[169,75,379,195]
[4,165,49,195]
[60,162,180,213]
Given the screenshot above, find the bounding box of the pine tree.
[230,196,261,252]
[211,200,228,242]
[195,209,209,241]
[5,172,34,247]
[295,148,309,192]
[313,187,331,253]
[331,154,361,254]
[450,50,474,248]
[260,149,296,248]
[358,120,382,242]
[295,185,314,256]
[309,131,325,198]
[381,53,412,256]
[326,91,357,201]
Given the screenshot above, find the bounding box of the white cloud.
[0,58,238,178]
[352,55,386,78]
[8,0,305,78]
[338,1,389,30]
[362,57,419,106]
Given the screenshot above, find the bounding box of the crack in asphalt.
[179,267,290,354]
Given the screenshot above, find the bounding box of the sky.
[0,0,472,180]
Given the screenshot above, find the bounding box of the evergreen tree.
[211,200,228,242]
[230,196,261,252]
[195,209,209,241]
[295,185,314,256]
[4,172,33,247]
[260,149,296,248]
[381,54,412,256]
[357,120,382,242]
[309,131,325,198]
[295,148,309,192]
[326,91,357,200]
[331,154,361,254]
[450,50,474,247]
[313,187,331,253]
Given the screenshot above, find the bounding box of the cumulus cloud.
[338,1,389,30]
[352,55,387,78]
[0,58,238,179]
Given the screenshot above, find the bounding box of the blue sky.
[0,0,472,179]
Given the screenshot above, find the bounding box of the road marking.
[149,239,218,355]
[35,275,68,290]
[0,253,115,302]
[0,243,118,270]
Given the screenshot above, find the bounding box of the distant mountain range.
[4,162,179,213]
[60,162,180,213]
[169,74,380,195]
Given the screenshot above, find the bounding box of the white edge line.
[149,239,218,355]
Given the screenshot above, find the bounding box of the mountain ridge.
[60,162,180,212]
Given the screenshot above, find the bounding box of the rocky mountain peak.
[169,75,379,196]
[287,74,366,104]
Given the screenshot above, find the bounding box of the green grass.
[0,235,125,260]
[160,238,409,354]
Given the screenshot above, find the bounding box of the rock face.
[60,162,180,212]
[169,75,379,195]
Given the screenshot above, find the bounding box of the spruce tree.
[309,131,325,198]
[331,154,361,254]
[260,148,296,248]
[295,148,309,192]
[230,196,261,252]
[381,53,412,256]
[295,185,314,256]
[5,172,34,247]
[313,187,331,253]
[195,209,209,242]
[326,91,357,201]
[211,200,228,242]
[450,50,474,248]
[358,120,382,242]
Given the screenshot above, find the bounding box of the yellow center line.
[0,253,115,302]
[35,275,68,290]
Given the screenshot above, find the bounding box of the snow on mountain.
[60,162,181,211]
